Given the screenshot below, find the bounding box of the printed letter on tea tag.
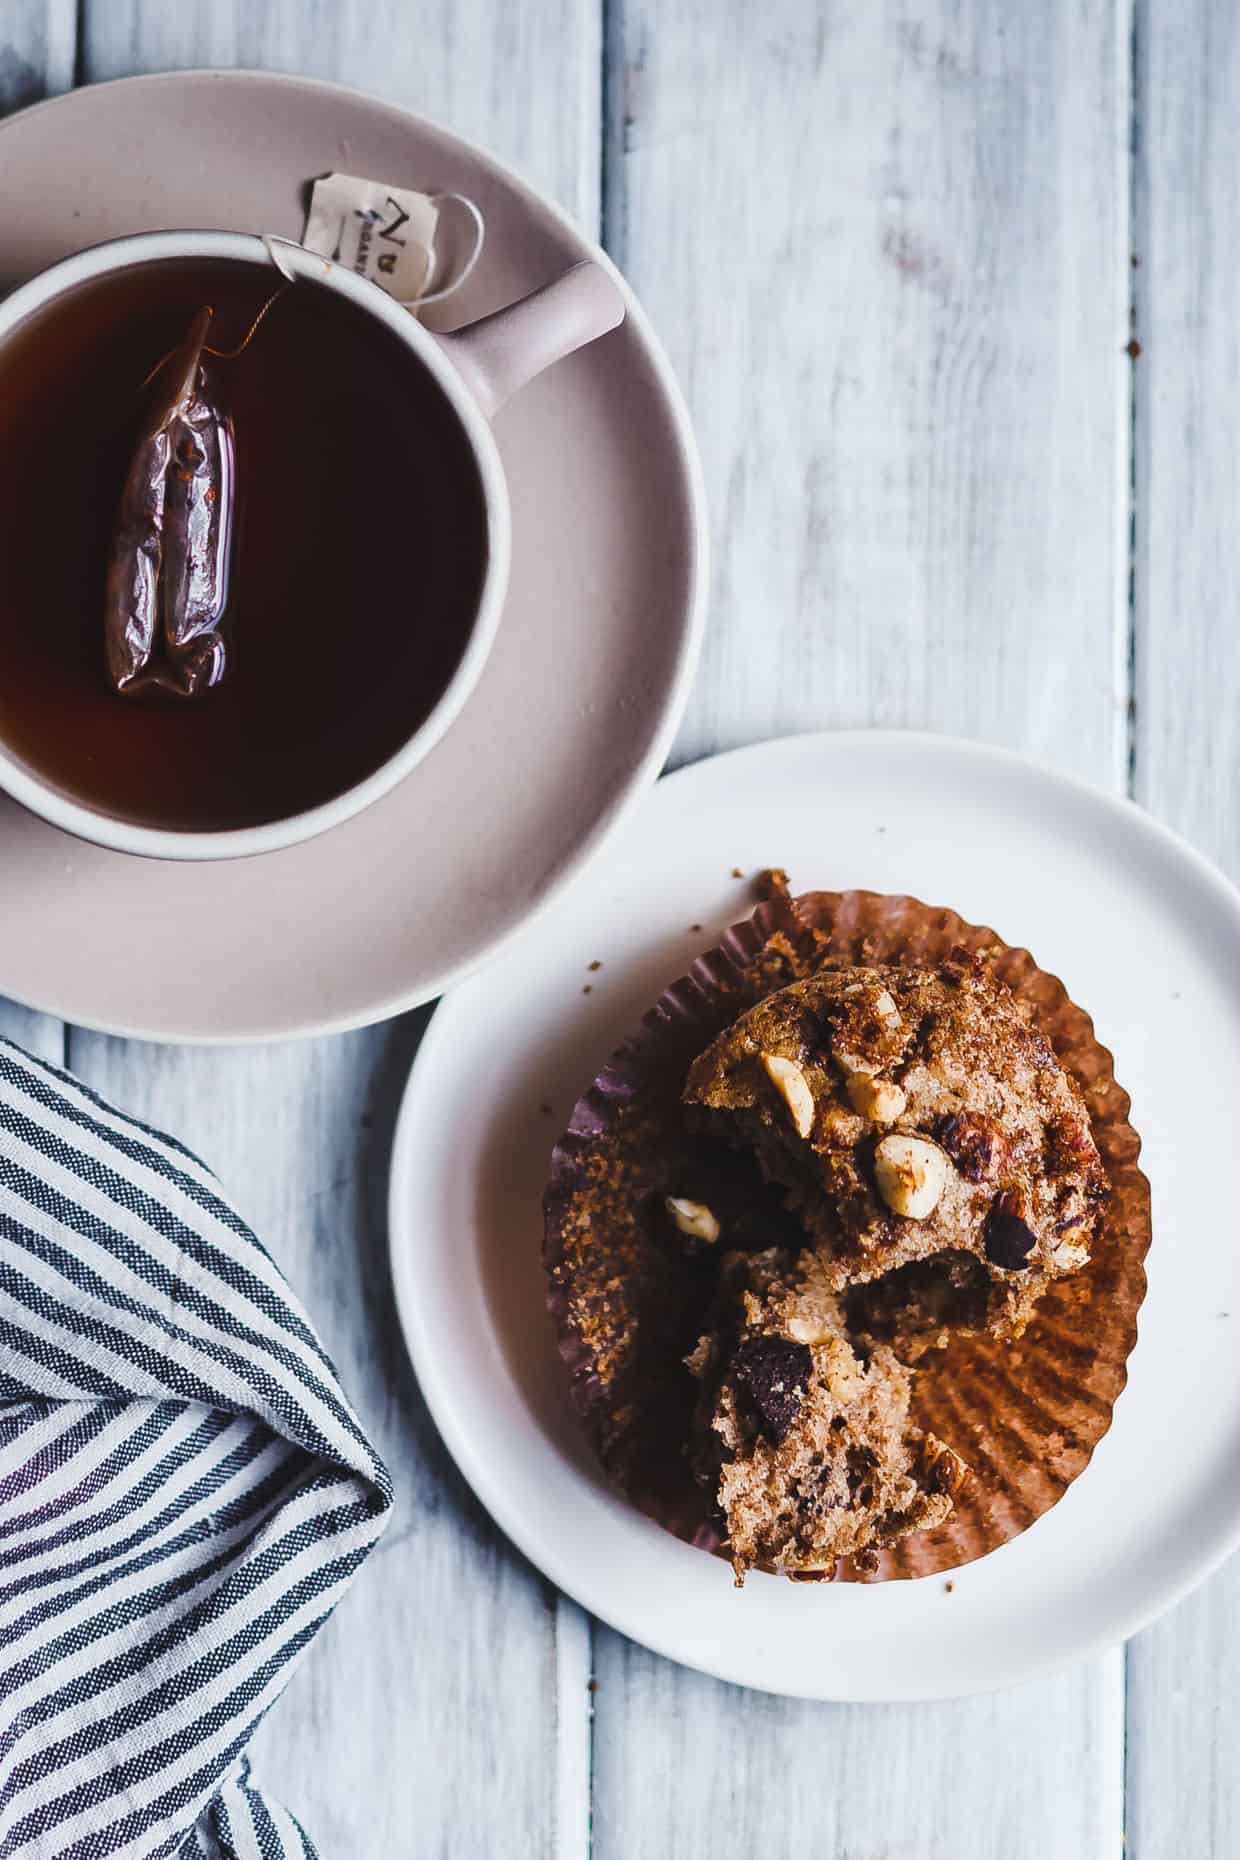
[304,173,441,303]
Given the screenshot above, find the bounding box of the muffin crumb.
[755,866,791,901]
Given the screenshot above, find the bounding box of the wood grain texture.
[607,0,1130,782]
[594,1632,1124,1860]
[0,1002,61,1064]
[80,0,601,225]
[595,1,1131,1853]
[60,2,603,1853]
[2,0,1233,1848]
[0,0,75,107]
[1127,1582,1240,1860]
[1125,3,1240,1853]
[1129,0,1239,871]
[0,11,71,1068]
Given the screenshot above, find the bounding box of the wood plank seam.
[1120,0,1140,1843]
[555,1594,594,1860]
[590,0,1135,1851]
[1123,0,1141,803]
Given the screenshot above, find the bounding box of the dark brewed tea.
[0,257,488,831]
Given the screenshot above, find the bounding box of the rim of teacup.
[0,228,511,863]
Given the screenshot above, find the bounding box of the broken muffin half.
[688,1248,965,1582]
[682,953,1108,1356]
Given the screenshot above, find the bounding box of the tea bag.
[105,306,235,700]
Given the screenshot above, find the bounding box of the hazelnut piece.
[846,1074,907,1123]
[762,1054,815,1139]
[874,988,901,1024]
[786,1314,835,1346]
[663,1197,721,1243]
[833,1048,876,1079]
[874,1134,949,1220]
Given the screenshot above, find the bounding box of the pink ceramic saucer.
[0,71,705,1042]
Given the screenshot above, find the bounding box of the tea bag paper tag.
[303,173,441,304]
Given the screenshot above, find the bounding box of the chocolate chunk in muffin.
[731,1335,813,1444]
[682,954,1108,1352]
[688,1249,966,1582]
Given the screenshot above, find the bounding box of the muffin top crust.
[682,952,1109,1349]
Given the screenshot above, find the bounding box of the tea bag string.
[138,286,291,390]
[406,193,485,308]
[141,192,486,393]
[202,285,293,358]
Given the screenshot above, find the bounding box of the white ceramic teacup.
[0,230,625,861]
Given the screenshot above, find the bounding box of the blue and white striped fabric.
[0,1038,394,1859]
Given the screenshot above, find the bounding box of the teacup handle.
[434,260,625,420]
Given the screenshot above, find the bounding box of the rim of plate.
[0,70,708,1044]
[388,729,1240,1699]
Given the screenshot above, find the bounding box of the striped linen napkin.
[0,1037,394,1859]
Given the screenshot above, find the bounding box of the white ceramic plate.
[0,72,704,1041]
[389,730,1240,1701]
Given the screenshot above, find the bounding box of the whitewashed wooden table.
[0,1,1230,1853]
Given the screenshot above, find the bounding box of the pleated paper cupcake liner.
[544,890,1151,1582]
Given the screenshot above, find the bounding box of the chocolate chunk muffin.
[687,1247,965,1581]
[683,953,1108,1354]
[544,884,1146,1586]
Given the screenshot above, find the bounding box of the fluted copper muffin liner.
[544,890,1151,1582]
